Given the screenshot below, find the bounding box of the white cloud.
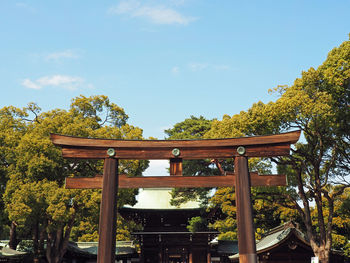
[22,75,90,91]
[188,63,209,71]
[108,0,197,25]
[45,50,79,61]
[37,75,83,88]
[171,66,180,75]
[22,79,42,90]
[112,0,140,13]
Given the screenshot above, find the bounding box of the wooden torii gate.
[51,130,300,263]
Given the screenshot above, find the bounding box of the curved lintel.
[50,130,300,159]
[51,130,300,148]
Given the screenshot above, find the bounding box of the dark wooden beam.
[51,130,300,148]
[59,143,291,159]
[65,173,286,189]
[51,131,301,159]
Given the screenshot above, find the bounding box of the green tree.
[165,116,281,237]
[0,106,28,244]
[2,95,148,263]
[206,36,350,262]
[207,164,296,241]
[165,116,222,206]
[165,115,213,140]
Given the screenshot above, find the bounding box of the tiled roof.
[75,241,137,256]
[0,250,27,257]
[229,222,309,260]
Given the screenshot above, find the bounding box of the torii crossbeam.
[51,130,300,263]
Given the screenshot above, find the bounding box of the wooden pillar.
[97,158,119,263]
[189,252,193,263]
[234,156,257,263]
[207,250,211,263]
[170,158,183,176]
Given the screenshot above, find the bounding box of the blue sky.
[1,0,350,139]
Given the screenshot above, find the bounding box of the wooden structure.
[229,222,346,263]
[51,130,300,263]
[120,188,218,263]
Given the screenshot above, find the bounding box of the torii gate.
[51,130,300,263]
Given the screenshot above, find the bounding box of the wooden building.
[120,188,218,263]
[209,238,238,263]
[229,222,347,263]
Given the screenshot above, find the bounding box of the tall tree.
[0,106,28,244]
[205,36,350,262]
[2,95,148,263]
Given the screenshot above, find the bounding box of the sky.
[1,0,350,142]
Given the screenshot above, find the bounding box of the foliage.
[165,116,218,207]
[205,36,350,262]
[0,106,28,239]
[165,115,213,139]
[209,187,237,240]
[187,216,208,232]
[165,116,282,238]
[1,95,148,263]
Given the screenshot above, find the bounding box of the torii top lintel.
[50,130,300,160]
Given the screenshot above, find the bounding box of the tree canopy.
[204,36,350,262]
[1,95,148,263]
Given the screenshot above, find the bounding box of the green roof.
[81,246,137,256]
[229,222,309,260]
[0,247,27,259]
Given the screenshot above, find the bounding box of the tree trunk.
[9,221,18,250]
[313,245,330,263]
[46,214,76,263]
[46,229,60,263]
[32,222,40,263]
[290,164,334,263]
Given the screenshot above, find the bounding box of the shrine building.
[120,188,218,263]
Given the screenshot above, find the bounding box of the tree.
[165,115,213,140]
[0,106,28,244]
[207,162,297,241]
[164,116,223,206]
[2,95,148,263]
[165,116,282,239]
[205,36,350,262]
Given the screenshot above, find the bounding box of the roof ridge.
[262,221,298,236]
